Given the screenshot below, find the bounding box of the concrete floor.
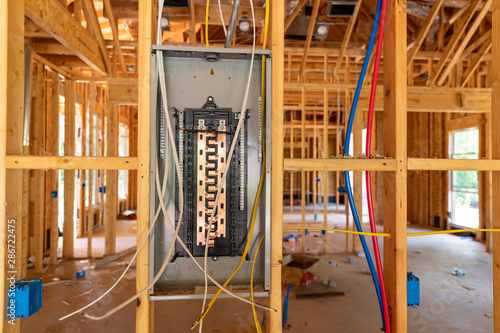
[22,208,494,332]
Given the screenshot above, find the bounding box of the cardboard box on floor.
[282,254,336,286]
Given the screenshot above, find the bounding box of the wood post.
[353,92,363,253]
[3,0,24,331]
[63,79,75,260]
[383,0,408,329]
[137,0,154,331]
[105,100,117,256]
[50,72,60,265]
[269,0,285,329]
[87,83,95,258]
[323,88,328,253]
[490,0,500,329]
[33,62,46,274]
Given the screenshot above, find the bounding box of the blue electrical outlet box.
[8,279,42,318]
[407,272,420,306]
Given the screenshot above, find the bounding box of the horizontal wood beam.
[408,158,500,171]
[25,0,108,75]
[284,158,396,171]
[284,83,491,113]
[34,40,73,55]
[6,156,138,170]
[74,76,137,84]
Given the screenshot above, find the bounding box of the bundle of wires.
[59,0,277,324]
[342,0,391,331]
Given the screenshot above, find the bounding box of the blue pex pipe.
[342,0,386,329]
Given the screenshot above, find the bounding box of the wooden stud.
[493,0,500,329]
[301,88,306,253]
[352,86,362,253]
[270,0,285,328]
[3,1,24,331]
[105,101,117,255]
[137,0,154,330]
[383,0,408,328]
[323,88,328,253]
[50,72,60,265]
[34,63,46,274]
[63,79,75,260]
[87,84,95,258]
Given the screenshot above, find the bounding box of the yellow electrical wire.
[250,234,265,333]
[284,226,390,237]
[407,228,500,236]
[205,0,210,47]
[194,0,270,328]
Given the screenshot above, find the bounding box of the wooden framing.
[50,72,60,265]
[0,3,7,329]
[136,0,154,331]
[3,1,24,331]
[491,1,500,330]
[269,0,285,330]
[103,0,127,76]
[104,101,118,255]
[63,79,75,260]
[1,0,499,331]
[383,0,407,329]
[33,63,46,274]
[25,0,108,75]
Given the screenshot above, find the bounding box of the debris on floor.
[461,285,475,291]
[452,268,465,277]
[484,313,494,318]
[346,257,355,263]
[414,250,423,254]
[294,283,344,299]
[282,254,337,287]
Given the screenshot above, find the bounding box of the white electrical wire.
[218,0,228,37]
[199,0,257,330]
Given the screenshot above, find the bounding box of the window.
[118,123,129,200]
[449,128,479,228]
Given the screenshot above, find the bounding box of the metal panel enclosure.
[149,45,272,300]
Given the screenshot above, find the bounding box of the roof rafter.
[25,0,108,75]
[407,0,444,68]
[428,0,482,86]
[332,0,362,79]
[298,0,321,83]
[436,0,492,86]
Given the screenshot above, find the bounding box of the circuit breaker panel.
[174,98,248,257]
[149,45,271,300]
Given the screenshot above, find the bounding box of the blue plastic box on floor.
[407,272,420,307]
[8,279,42,319]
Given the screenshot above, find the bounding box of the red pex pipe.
[365,0,391,332]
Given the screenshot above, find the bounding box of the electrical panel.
[149,45,271,300]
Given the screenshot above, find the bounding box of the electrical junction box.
[149,45,272,300]
[407,271,420,306]
[8,279,42,318]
